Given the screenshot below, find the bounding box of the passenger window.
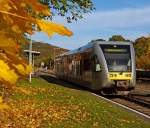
[96,64,101,71]
[92,55,102,72]
[83,58,91,71]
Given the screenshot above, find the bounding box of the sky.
[32,0,150,50]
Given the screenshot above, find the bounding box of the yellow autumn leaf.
[36,19,73,37]
[20,2,26,8]
[0,33,16,47]
[11,25,21,33]
[0,96,9,110]
[0,104,10,110]
[42,9,51,16]
[0,10,73,37]
[25,0,51,15]
[26,65,33,74]
[13,64,32,76]
[0,60,18,84]
[15,87,31,95]
[0,96,3,103]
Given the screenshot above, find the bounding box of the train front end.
[100,43,136,95]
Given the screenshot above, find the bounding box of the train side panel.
[55,41,136,94]
[55,47,94,89]
[130,44,136,89]
[91,44,111,90]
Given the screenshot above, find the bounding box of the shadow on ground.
[39,73,88,91]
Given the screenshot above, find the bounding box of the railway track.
[123,95,150,108]
[92,93,150,121]
[136,69,150,79]
[103,94,150,118]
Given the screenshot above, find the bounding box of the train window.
[83,58,91,71]
[82,56,92,82]
[96,64,101,72]
[100,44,131,72]
[82,49,92,71]
[76,61,81,75]
[67,57,73,74]
[91,55,101,72]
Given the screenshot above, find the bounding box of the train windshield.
[100,44,131,72]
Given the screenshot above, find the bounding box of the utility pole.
[24,37,40,83]
[29,35,32,83]
[53,48,56,71]
[53,48,60,71]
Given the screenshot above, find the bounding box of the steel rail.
[91,93,150,121]
[123,95,150,108]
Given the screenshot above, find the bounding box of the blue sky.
[32,0,150,50]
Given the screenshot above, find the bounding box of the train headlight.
[109,74,117,77]
[114,74,117,77]
[125,74,131,77]
[109,74,113,77]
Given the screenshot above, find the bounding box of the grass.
[1,77,150,128]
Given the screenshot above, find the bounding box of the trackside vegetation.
[0,77,149,127]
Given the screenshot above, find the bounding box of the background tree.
[134,37,150,57]
[109,35,128,42]
[136,52,150,70]
[91,38,105,42]
[134,36,150,70]
[41,0,95,22]
[42,55,54,69]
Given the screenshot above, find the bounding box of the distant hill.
[21,41,69,67]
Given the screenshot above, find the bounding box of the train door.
[68,56,73,77]
[64,56,69,78]
[81,48,93,83]
[73,54,82,78]
[55,57,63,77]
[91,54,102,90]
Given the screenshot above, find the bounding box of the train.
[55,41,136,95]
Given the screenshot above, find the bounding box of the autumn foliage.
[134,37,150,70]
[0,0,72,88]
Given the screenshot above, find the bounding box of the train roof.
[56,41,133,57]
[94,41,133,45]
